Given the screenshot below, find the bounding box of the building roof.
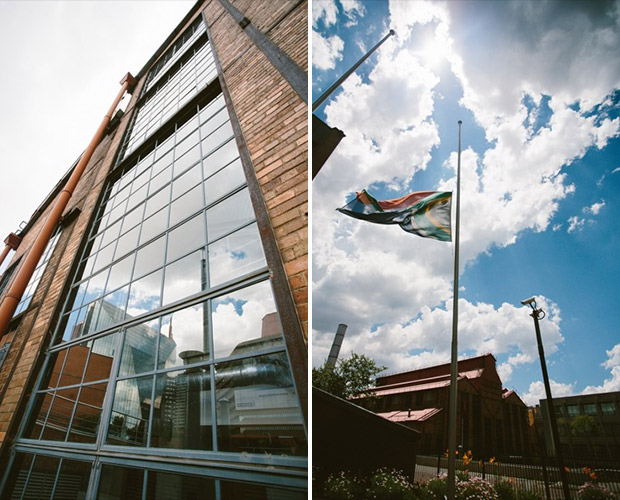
[377,408,442,423]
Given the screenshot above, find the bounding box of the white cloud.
[521,379,577,407]
[312,0,338,28]
[584,200,605,215]
[312,30,344,71]
[582,343,620,394]
[340,0,365,27]
[567,216,585,233]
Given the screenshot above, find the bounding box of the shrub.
[578,482,616,500]
[456,476,498,500]
[367,468,415,500]
[494,480,516,500]
[323,471,365,500]
[515,489,543,500]
[422,476,448,500]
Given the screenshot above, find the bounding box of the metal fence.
[414,454,620,499]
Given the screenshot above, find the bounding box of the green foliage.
[570,415,600,435]
[578,482,616,500]
[312,352,386,399]
[421,477,447,499]
[515,489,543,500]
[494,480,516,500]
[455,476,498,499]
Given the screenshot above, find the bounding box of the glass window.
[206,188,253,241]
[146,470,215,500]
[567,405,580,417]
[119,320,161,377]
[67,382,107,444]
[162,251,202,306]
[150,367,213,450]
[204,158,245,203]
[128,269,163,316]
[169,184,204,227]
[106,375,154,447]
[202,140,238,178]
[97,465,144,500]
[207,223,266,287]
[211,280,282,359]
[215,352,305,456]
[220,481,305,500]
[600,402,616,415]
[134,236,166,279]
[583,403,597,415]
[166,214,205,263]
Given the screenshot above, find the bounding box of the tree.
[312,352,386,400]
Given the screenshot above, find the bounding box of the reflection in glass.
[202,140,238,179]
[95,287,129,331]
[42,387,79,441]
[206,189,253,241]
[211,280,282,359]
[146,470,216,500]
[139,207,169,245]
[128,269,163,316]
[98,465,144,500]
[133,236,166,278]
[119,320,161,377]
[166,214,205,263]
[16,455,60,500]
[204,158,245,203]
[83,332,118,383]
[67,383,107,444]
[106,254,135,293]
[162,251,202,306]
[61,306,88,342]
[150,367,213,450]
[207,223,265,287]
[58,341,91,387]
[169,184,204,228]
[172,162,202,200]
[159,301,210,370]
[55,458,92,500]
[215,352,305,456]
[107,375,153,447]
[25,392,53,439]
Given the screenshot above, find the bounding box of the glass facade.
[4,16,306,499]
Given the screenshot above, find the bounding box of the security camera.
[521,297,536,306]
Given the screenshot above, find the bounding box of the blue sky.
[312,0,620,406]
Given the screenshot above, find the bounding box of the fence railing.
[414,454,620,499]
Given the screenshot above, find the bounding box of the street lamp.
[521,297,571,500]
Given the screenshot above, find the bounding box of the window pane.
[204,158,245,203]
[145,470,215,500]
[169,184,204,228]
[206,189,253,241]
[54,458,91,500]
[150,367,213,450]
[2,453,34,500]
[24,392,53,440]
[207,223,265,287]
[42,387,79,441]
[119,320,161,377]
[97,285,129,329]
[202,140,238,178]
[172,162,202,201]
[127,269,163,317]
[211,280,282,359]
[162,251,202,306]
[159,302,211,369]
[106,375,153,447]
[215,352,305,456]
[133,236,166,279]
[20,455,60,500]
[166,214,205,263]
[106,254,135,294]
[114,226,140,261]
[144,185,171,219]
[97,465,144,500]
[139,207,169,245]
[58,341,91,387]
[149,164,172,195]
[92,243,115,274]
[67,383,107,444]
[83,332,119,383]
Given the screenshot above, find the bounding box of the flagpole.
[447,120,462,500]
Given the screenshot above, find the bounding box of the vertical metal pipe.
[532,309,571,500]
[0,73,134,336]
[447,120,463,500]
[326,323,347,368]
[312,30,395,112]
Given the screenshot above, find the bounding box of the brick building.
[357,354,531,459]
[0,1,307,498]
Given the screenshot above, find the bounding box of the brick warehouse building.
[356,354,531,460]
[0,1,307,498]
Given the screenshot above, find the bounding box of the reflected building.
[0,2,307,499]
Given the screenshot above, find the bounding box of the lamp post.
[521,297,571,500]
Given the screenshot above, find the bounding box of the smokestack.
[326,323,347,368]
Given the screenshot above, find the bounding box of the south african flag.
[337,189,452,241]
